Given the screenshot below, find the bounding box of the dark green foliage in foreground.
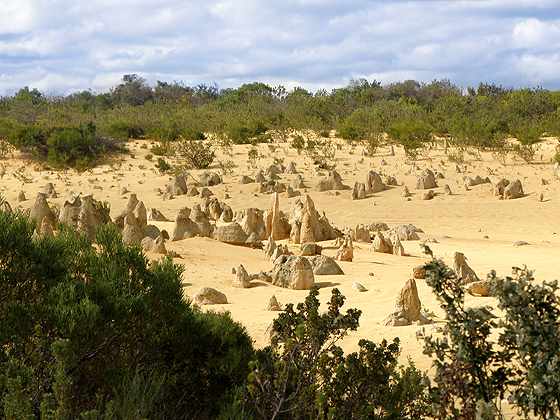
[0,210,255,419]
[243,286,429,420]
[420,246,560,420]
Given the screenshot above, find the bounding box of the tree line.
[1,76,559,169]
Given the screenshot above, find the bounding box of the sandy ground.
[2,136,559,411]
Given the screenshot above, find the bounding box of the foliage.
[418,247,513,419]
[492,267,560,419]
[176,139,215,169]
[154,157,171,173]
[0,211,255,419]
[245,286,429,419]
[387,119,433,159]
[103,121,143,140]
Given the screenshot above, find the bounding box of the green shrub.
[146,121,181,143]
[182,128,206,140]
[245,286,429,419]
[387,119,433,159]
[0,212,255,418]
[176,140,215,169]
[103,121,143,139]
[154,157,171,173]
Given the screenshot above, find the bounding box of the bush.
[0,212,255,419]
[387,119,433,159]
[176,140,215,169]
[244,286,429,419]
[154,157,171,173]
[182,128,206,141]
[103,121,143,139]
[146,121,181,143]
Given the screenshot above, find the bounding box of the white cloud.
[512,18,560,51]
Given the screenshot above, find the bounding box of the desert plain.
[2,136,560,381]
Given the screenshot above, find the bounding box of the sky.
[1,0,560,97]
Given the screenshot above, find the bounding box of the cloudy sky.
[1,0,560,96]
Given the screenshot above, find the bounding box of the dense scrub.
[1,77,559,168]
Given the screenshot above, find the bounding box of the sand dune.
[3,136,560,378]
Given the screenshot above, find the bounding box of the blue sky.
[1,0,560,96]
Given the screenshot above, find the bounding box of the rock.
[189,205,213,237]
[0,201,12,212]
[389,224,423,241]
[401,186,411,197]
[314,170,348,192]
[454,164,462,173]
[267,295,282,311]
[264,237,277,260]
[541,178,549,186]
[255,172,266,183]
[284,185,300,198]
[199,172,221,187]
[466,280,493,297]
[380,157,387,166]
[538,193,544,202]
[133,201,148,228]
[148,208,169,222]
[142,224,162,240]
[513,241,529,246]
[299,211,315,244]
[186,187,199,197]
[141,235,167,254]
[120,187,129,195]
[453,252,480,284]
[211,222,249,245]
[262,322,278,343]
[392,235,405,256]
[271,255,315,290]
[309,255,344,275]
[193,287,228,305]
[122,222,143,246]
[199,187,213,198]
[435,172,444,180]
[300,242,322,256]
[266,164,284,175]
[381,279,429,326]
[412,266,425,279]
[126,193,139,212]
[287,194,335,244]
[371,231,392,254]
[291,174,306,189]
[29,192,55,234]
[285,161,297,174]
[237,208,266,239]
[170,214,200,241]
[415,169,438,190]
[351,282,367,292]
[503,179,523,199]
[421,190,436,200]
[232,264,251,288]
[443,184,453,195]
[165,174,187,196]
[389,145,395,156]
[333,236,353,261]
[365,171,386,193]
[265,192,290,240]
[354,224,371,243]
[162,192,173,201]
[17,190,26,202]
[37,216,55,237]
[493,179,510,197]
[238,175,255,184]
[44,182,57,198]
[349,182,366,200]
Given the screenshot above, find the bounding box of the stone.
[126,193,139,212]
[29,192,55,234]
[291,174,306,189]
[265,192,289,241]
[381,279,429,326]
[284,186,300,198]
[314,171,348,192]
[120,187,129,195]
[199,172,221,187]
[352,282,367,292]
[211,222,249,245]
[285,161,297,174]
[443,184,453,195]
[238,175,254,184]
[415,169,438,190]
[453,252,480,284]
[148,208,168,222]
[186,187,199,197]
[267,295,282,311]
[389,224,423,241]
[309,255,344,275]
[389,145,395,156]
[300,242,322,256]
[333,236,353,262]
[287,194,334,244]
[142,224,162,240]
[412,266,425,279]
[199,187,213,198]
[503,179,523,199]
[349,182,366,200]
[299,211,315,244]
[264,237,277,260]
[237,208,266,239]
[392,235,405,256]
[354,224,371,243]
[17,190,26,202]
[421,190,436,200]
[44,182,57,198]
[232,264,251,288]
[0,201,12,212]
[170,214,200,241]
[193,287,228,305]
[401,186,411,197]
[255,172,266,183]
[165,174,187,196]
[493,179,510,197]
[271,255,315,290]
[366,171,386,193]
[133,201,148,228]
[466,280,493,297]
[141,235,167,254]
[371,231,392,254]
